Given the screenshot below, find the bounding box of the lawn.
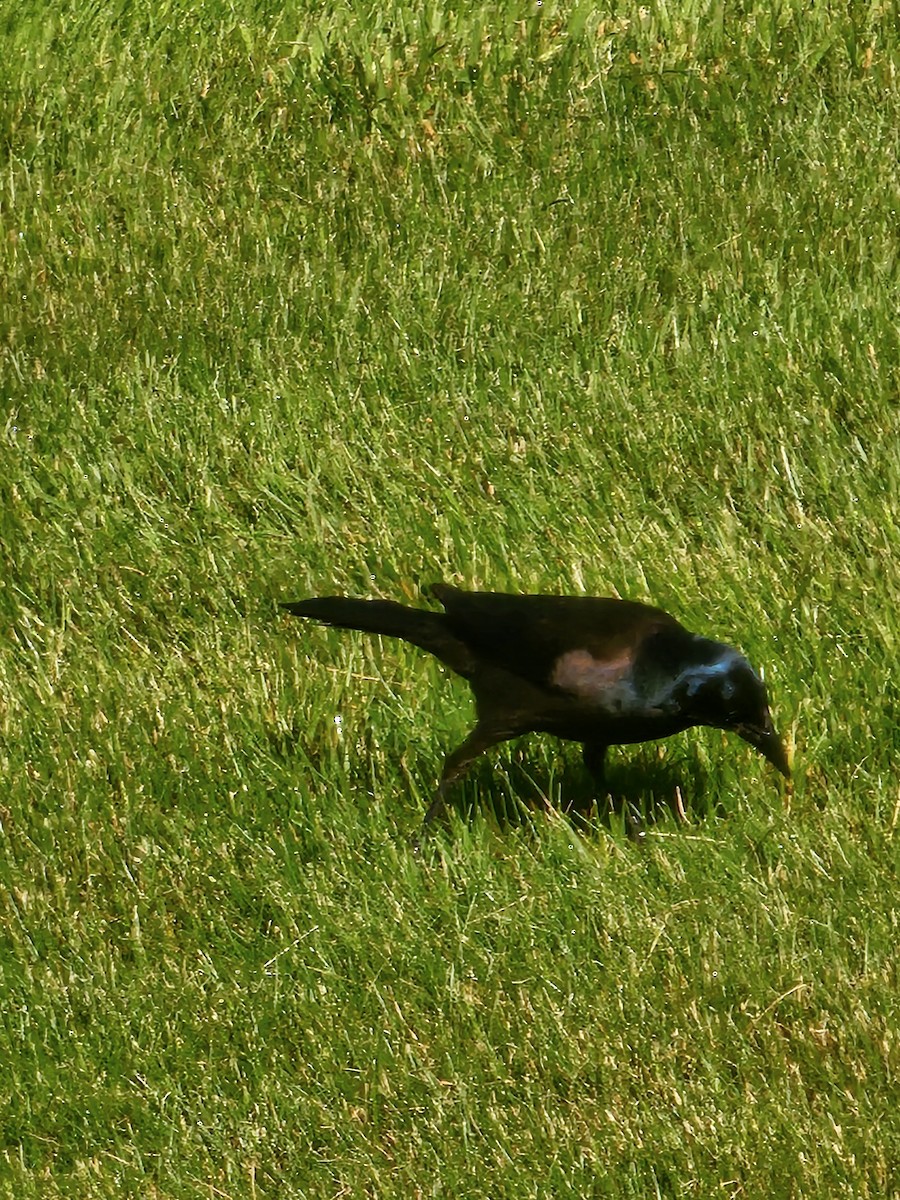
[1,2,899,1195]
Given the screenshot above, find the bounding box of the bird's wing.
[430,584,684,696]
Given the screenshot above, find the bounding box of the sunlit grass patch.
[2,2,899,1195]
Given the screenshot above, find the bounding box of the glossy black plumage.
[282,583,790,842]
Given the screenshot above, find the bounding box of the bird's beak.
[735,718,791,779]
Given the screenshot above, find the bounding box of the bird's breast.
[550,648,654,718]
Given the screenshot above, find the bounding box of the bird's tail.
[281,596,477,677]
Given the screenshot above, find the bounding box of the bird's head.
[660,639,791,778]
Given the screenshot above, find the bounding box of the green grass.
[2,1,900,1194]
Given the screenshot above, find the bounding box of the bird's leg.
[580,741,646,845]
[414,723,509,850]
[568,741,608,820]
[581,741,608,789]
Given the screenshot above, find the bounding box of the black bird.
[282,583,790,842]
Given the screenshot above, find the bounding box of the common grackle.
[282,583,790,843]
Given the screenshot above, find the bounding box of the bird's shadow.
[449,746,715,837]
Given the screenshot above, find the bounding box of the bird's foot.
[621,801,647,846]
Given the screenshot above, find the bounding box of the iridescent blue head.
[656,638,790,777]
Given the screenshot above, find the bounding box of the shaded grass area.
[1,2,899,1195]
